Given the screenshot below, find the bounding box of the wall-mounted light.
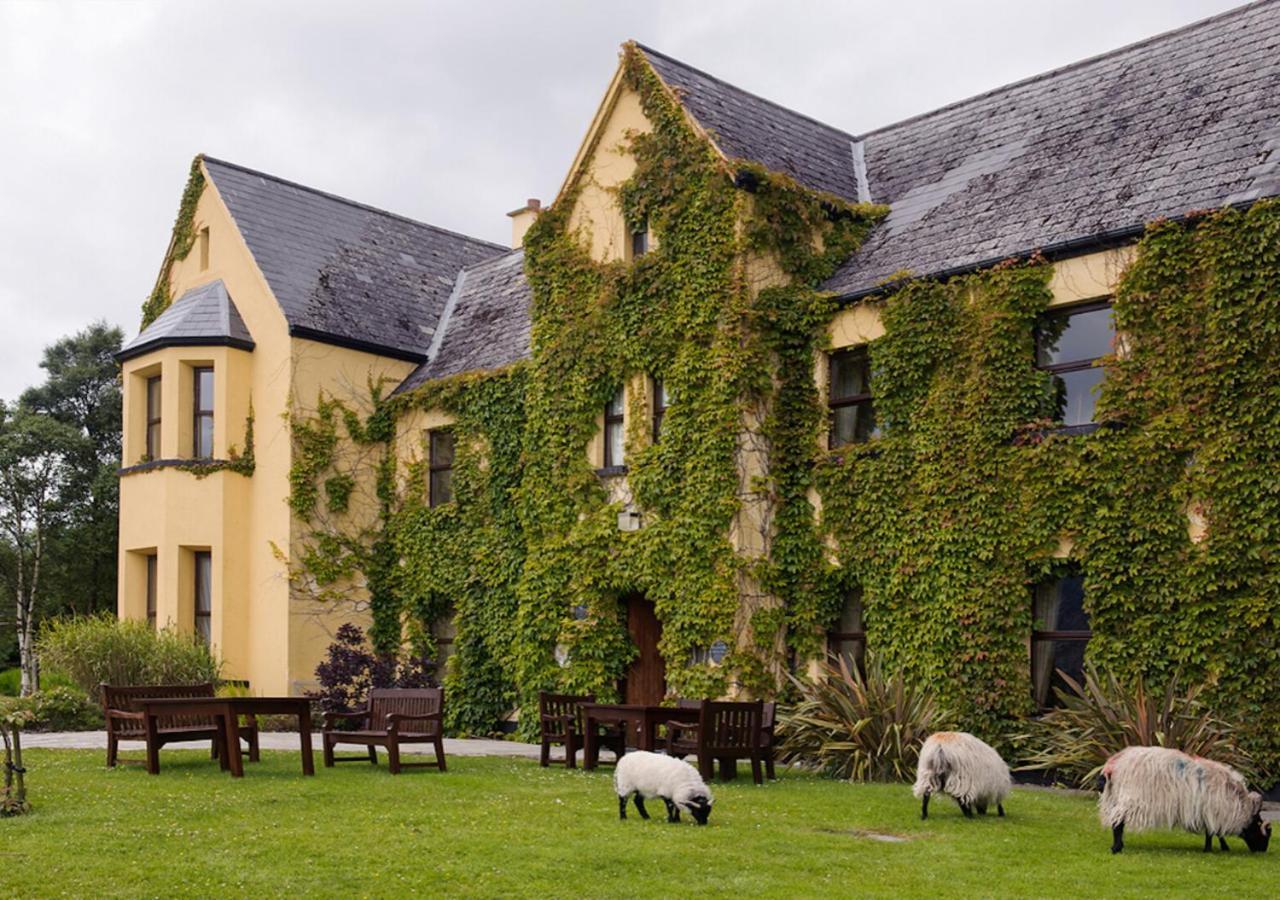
[617,505,643,532]
[554,644,570,667]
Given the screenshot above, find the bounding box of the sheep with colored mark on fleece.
[615,751,714,825]
[1099,746,1272,854]
[913,731,1012,820]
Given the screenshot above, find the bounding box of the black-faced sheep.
[1099,746,1272,854]
[615,751,714,825]
[913,731,1012,820]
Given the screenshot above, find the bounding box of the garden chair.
[321,687,446,774]
[101,682,259,770]
[667,699,764,784]
[538,692,624,768]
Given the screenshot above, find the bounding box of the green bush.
[0,668,18,696]
[36,615,221,698]
[777,652,947,781]
[0,687,102,732]
[1014,665,1253,788]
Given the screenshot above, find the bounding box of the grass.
[2,750,1274,897]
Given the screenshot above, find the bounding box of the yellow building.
[118,3,1280,726]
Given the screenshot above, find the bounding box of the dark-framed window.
[145,375,162,459]
[652,377,670,443]
[828,589,866,674]
[630,222,649,259]
[828,346,877,448]
[146,553,158,629]
[1031,570,1091,708]
[604,387,625,468]
[432,606,456,677]
[194,550,212,647]
[428,429,455,507]
[193,366,214,458]
[1035,300,1114,429]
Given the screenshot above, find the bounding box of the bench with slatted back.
[100,682,259,768]
[667,699,764,784]
[321,687,446,774]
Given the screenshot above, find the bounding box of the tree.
[0,405,83,694]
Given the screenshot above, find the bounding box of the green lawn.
[2,750,1273,897]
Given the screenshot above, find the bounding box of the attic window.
[197,227,210,271]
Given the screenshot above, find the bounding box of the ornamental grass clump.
[1016,665,1253,789]
[777,652,946,781]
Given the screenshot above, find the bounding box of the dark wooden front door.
[623,596,665,706]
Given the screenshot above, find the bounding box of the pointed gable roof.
[823,1,1280,298]
[117,279,253,362]
[202,157,507,362]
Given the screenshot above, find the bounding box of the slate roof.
[117,279,254,362]
[823,0,1280,298]
[394,249,531,393]
[636,44,863,202]
[202,157,507,361]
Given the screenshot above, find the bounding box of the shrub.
[777,652,947,781]
[1015,665,1253,788]
[0,668,17,696]
[0,687,102,732]
[310,623,436,717]
[36,614,221,698]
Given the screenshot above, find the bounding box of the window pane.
[196,415,214,458]
[430,468,453,506]
[830,348,870,400]
[1037,306,1113,367]
[146,555,158,625]
[147,377,162,417]
[147,422,161,459]
[831,400,877,447]
[1032,573,1089,707]
[195,554,212,613]
[431,430,455,468]
[606,420,625,467]
[196,368,214,412]
[631,228,648,258]
[606,387,625,418]
[1049,366,1105,426]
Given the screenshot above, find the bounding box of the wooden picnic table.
[580,703,700,770]
[138,696,314,778]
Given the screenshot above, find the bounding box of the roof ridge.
[859,0,1272,139]
[461,247,524,275]
[200,155,508,253]
[632,42,858,142]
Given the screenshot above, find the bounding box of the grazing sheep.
[615,751,714,825]
[1099,746,1272,854]
[913,731,1012,820]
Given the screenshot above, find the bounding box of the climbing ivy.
[141,156,206,328]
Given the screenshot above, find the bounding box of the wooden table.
[139,697,315,777]
[580,704,700,770]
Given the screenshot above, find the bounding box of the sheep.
[1099,746,1272,854]
[614,751,714,825]
[913,731,1012,820]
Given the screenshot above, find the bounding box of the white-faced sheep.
[1099,746,1272,854]
[913,731,1012,820]
[615,751,714,825]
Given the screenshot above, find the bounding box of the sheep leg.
[618,795,628,820]
[633,793,651,820]
[921,792,930,820]
[958,801,974,819]
[997,803,1005,818]
[1111,822,1124,854]
[1218,836,1229,852]
[1204,831,1213,853]
[663,798,680,823]
[976,802,988,817]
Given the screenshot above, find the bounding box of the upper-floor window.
[1031,570,1091,708]
[429,429,455,507]
[828,346,877,448]
[146,553,158,629]
[652,377,670,443]
[630,222,649,259]
[194,550,212,647]
[197,226,210,271]
[146,376,162,459]
[828,588,865,675]
[1035,301,1113,428]
[193,366,214,458]
[604,387,626,468]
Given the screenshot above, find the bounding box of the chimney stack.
[507,198,542,248]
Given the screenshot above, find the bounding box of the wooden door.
[623,596,665,706]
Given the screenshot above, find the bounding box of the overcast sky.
[0,0,1245,400]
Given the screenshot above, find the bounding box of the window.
[194,551,212,647]
[428,429,455,507]
[146,554,158,629]
[828,589,866,674]
[1035,301,1114,428]
[652,377,670,443]
[432,608,456,677]
[197,226,210,270]
[146,375,162,459]
[193,366,214,458]
[604,387,625,469]
[1031,571,1091,708]
[828,346,877,448]
[630,222,649,259]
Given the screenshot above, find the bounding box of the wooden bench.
[321,687,446,774]
[667,699,764,784]
[538,691,625,768]
[101,682,259,769]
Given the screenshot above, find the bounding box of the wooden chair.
[101,682,259,770]
[667,699,764,784]
[321,687,446,774]
[538,692,625,768]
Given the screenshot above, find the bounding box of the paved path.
[23,730,556,760]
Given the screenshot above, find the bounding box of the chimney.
[507,198,541,248]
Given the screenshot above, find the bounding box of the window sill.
[118,457,252,478]
[595,465,629,478]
